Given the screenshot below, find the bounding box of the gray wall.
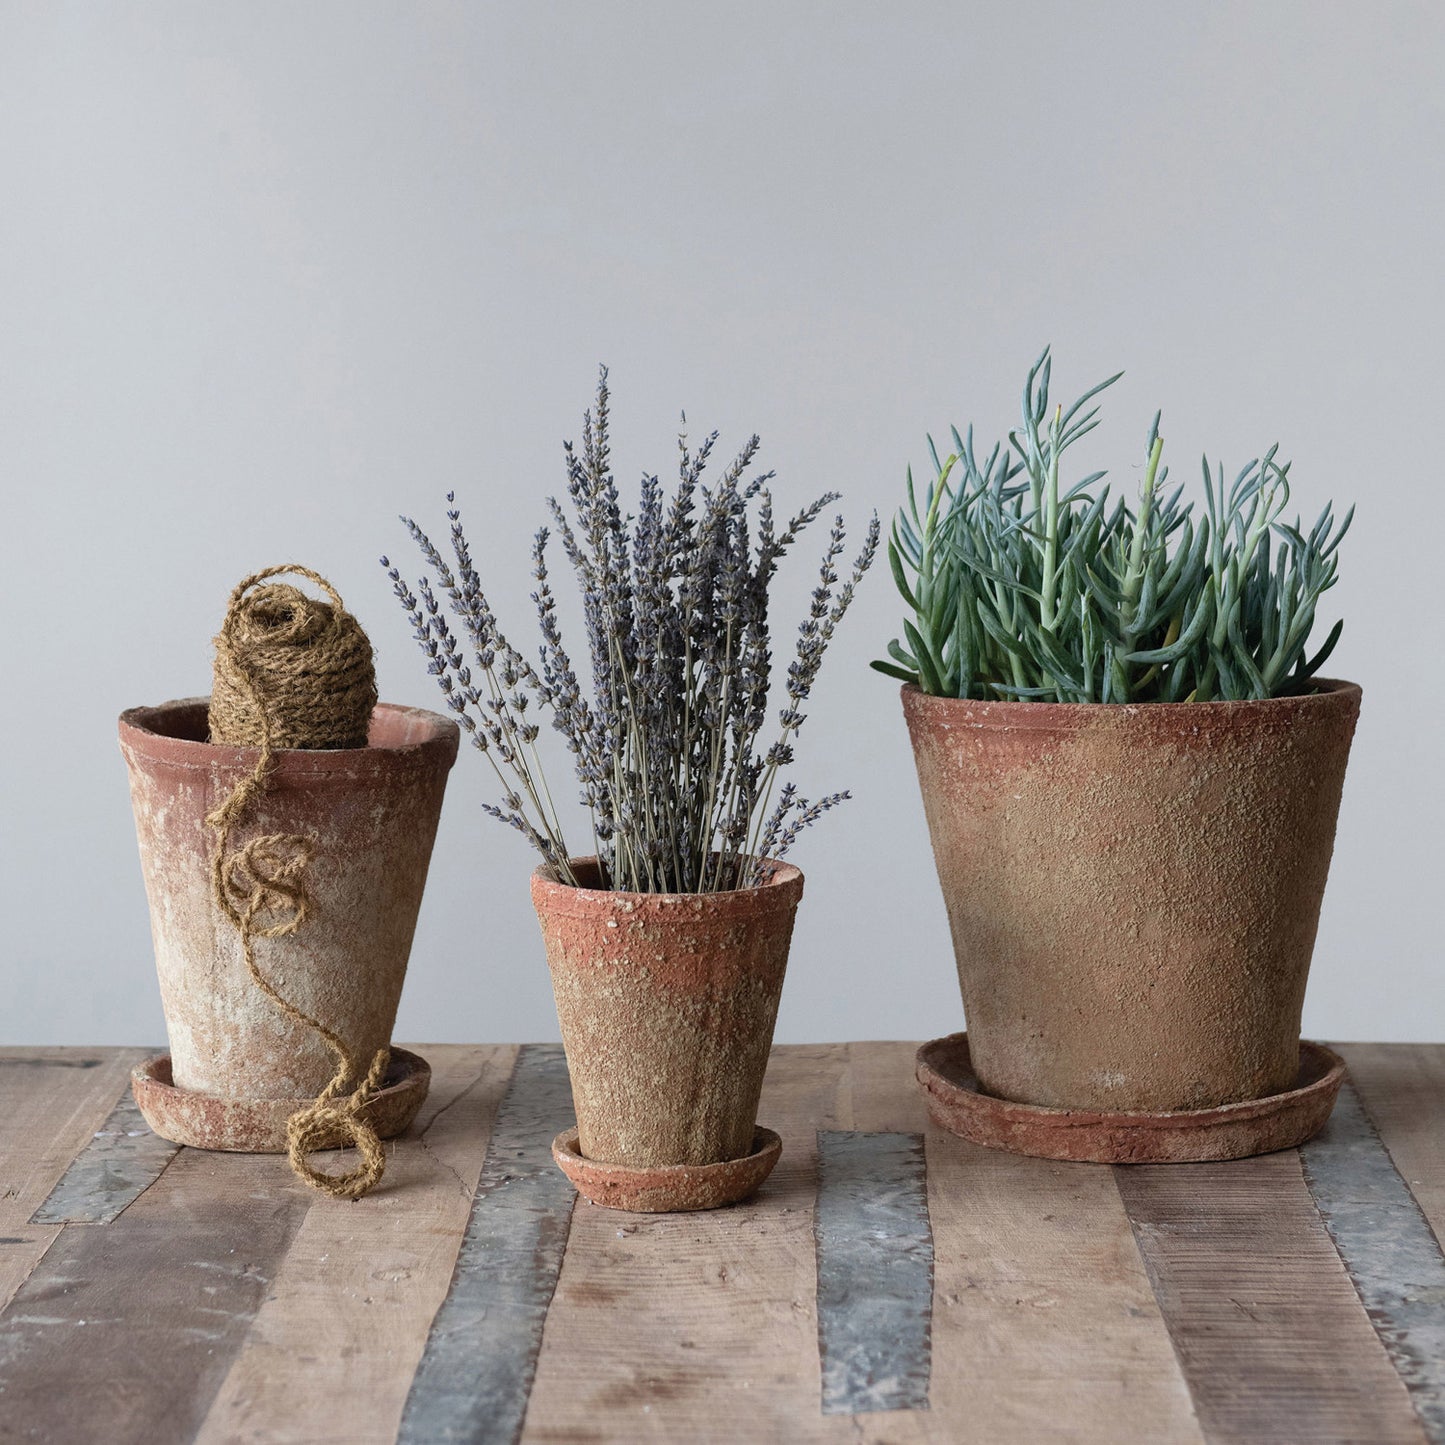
[2,2,1440,1046]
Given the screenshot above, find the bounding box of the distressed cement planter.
[902,679,1361,1114]
[531,858,804,1173]
[915,1034,1346,1163]
[131,1049,433,1153]
[119,697,459,1129]
[551,1127,783,1212]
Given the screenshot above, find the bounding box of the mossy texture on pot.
[903,680,1360,1111]
[119,699,458,1110]
[532,859,804,1168]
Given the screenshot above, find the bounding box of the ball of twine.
[209,567,376,750]
[205,566,390,1201]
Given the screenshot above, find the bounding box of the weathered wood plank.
[841,1039,930,1134]
[0,1147,313,1445]
[814,1129,932,1415]
[521,1043,853,1445]
[30,1089,179,1225]
[1301,1082,1445,1442]
[525,1041,1198,1444]
[397,1043,577,1445]
[194,1043,518,1445]
[0,1049,147,1310]
[834,1043,1196,1443]
[925,1130,1203,1442]
[1341,1044,1445,1250]
[0,1042,1440,1445]
[1117,1152,1427,1444]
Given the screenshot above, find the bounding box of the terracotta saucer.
[131,1049,432,1153]
[916,1034,1346,1164]
[552,1126,783,1212]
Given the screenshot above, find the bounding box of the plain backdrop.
[2,2,1441,1048]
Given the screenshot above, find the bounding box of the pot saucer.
[916,1033,1345,1163]
[131,1048,432,1153]
[552,1126,783,1212]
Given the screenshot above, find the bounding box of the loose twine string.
[205,565,389,1200]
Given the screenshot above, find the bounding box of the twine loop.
[285,1048,392,1198]
[205,566,388,1200]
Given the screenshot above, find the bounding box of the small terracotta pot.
[531,858,804,1168]
[119,698,459,1107]
[902,679,1361,1112]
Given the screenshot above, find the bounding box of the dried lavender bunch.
[385,369,878,893]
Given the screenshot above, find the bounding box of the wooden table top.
[1,1042,1442,1444]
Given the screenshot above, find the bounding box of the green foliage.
[873,349,1351,703]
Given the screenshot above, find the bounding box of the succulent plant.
[874,348,1351,703]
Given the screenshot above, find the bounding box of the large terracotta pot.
[902,679,1361,1112]
[531,858,804,1167]
[119,698,459,1102]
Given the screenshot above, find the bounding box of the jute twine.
[210,568,376,749]
[205,565,389,1200]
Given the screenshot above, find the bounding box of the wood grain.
[525,1039,1195,1445]
[1301,1082,1445,1442]
[0,1049,146,1310]
[1117,1152,1427,1444]
[0,1147,312,1445]
[0,1043,1441,1445]
[520,1043,851,1445]
[397,1043,578,1445]
[926,1135,1203,1443]
[831,1045,1198,1444]
[193,1044,518,1445]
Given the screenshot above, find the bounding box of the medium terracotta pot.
[119,698,459,1103]
[902,679,1361,1112]
[531,858,804,1168]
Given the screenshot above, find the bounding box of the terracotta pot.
[531,858,804,1168]
[902,679,1361,1112]
[119,698,459,1103]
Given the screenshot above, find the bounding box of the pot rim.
[118,696,460,772]
[900,676,1360,730]
[531,854,804,916]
